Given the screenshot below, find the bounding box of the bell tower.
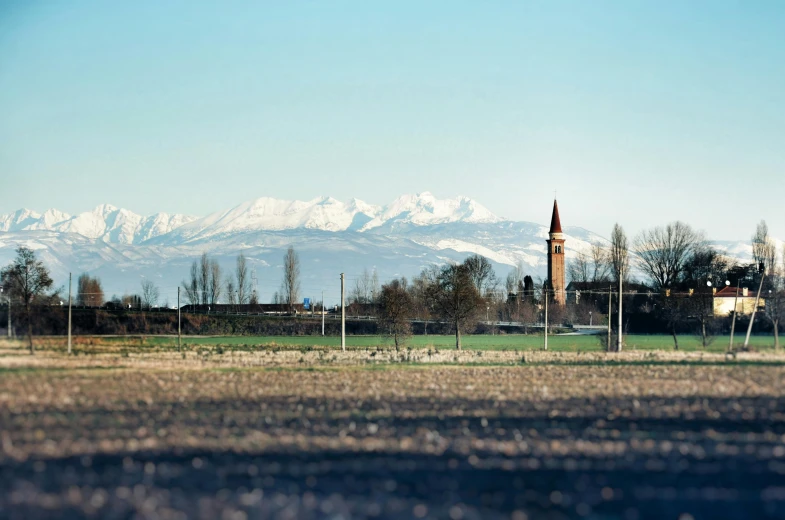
[546,200,566,305]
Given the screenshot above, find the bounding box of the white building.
[713,286,764,316]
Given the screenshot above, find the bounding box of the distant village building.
[712,286,764,316]
[546,200,566,306]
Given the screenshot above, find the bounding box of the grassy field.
[82,332,781,353]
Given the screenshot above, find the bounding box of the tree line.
[2,218,784,353]
[340,219,785,351]
[564,220,784,350]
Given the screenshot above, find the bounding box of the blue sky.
[1,1,783,239]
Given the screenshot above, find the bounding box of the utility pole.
[321,289,325,336]
[177,286,181,352]
[617,266,623,352]
[543,287,548,351]
[729,279,740,353]
[744,269,766,349]
[67,273,72,355]
[340,274,346,352]
[607,285,612,352]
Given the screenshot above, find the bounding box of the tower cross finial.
[554,189,557,200]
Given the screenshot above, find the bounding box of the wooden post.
[617,267,623,352]
[607,285,612,352]
[543,288,548,351]
[744,272,766,349]
[341,273,345,352]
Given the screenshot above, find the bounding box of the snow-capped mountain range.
[0,193,502,244]
[0,204,196,245]
[0,193,766,305]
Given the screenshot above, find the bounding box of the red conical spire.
[549,200,562,233]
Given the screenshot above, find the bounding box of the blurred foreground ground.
[1,340,785,519]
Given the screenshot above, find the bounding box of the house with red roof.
[713,285,764,316]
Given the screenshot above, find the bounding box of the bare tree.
[409,265,438,334]
[350,268,377,305]
[378,278,413,350]
[505,260,526,294]
[282,246,301,310]
[199,253,210,305]
[208,260,222,305]
[766,285,784,350]
[682,246,734,287]
[184,254,220,306]
[568,243,610,284]
[567,251,591,284]
[76,273,104,307]
[225,275,236,305]
[590,242,611,282]
[634,221,704,290]
[140,278,160,310]
[681,246,735,348]
[689,288,715,348]
[505,271,517,295]
[765,247,784,349]
[752,220,777,274]
[182,261,199,306]
[371,269,380,304]
[610,224,629,283]
[1,247,54,353]
[430,261,483,350]
[464,254,498,297]
[504,261,529,319]
[659,294,689,350]
[235,253,251,304]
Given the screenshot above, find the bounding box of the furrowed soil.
[1,341,785,519]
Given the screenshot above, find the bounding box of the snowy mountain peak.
[92,203,119,217]
[316,196,340,206]
[359,192,503,231]
[42,208,71,222]
[0,193,505,244]
[166,195,379,241]
[0,209,42,232]
[26,209,71,231]
[0,204,195,245]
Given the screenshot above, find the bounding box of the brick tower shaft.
[546,200,566,305]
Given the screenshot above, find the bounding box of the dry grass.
[2,338,785,518]
[2,337,784,372]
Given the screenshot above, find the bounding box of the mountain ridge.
[0,192,505,245]
[0,193,769,305]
